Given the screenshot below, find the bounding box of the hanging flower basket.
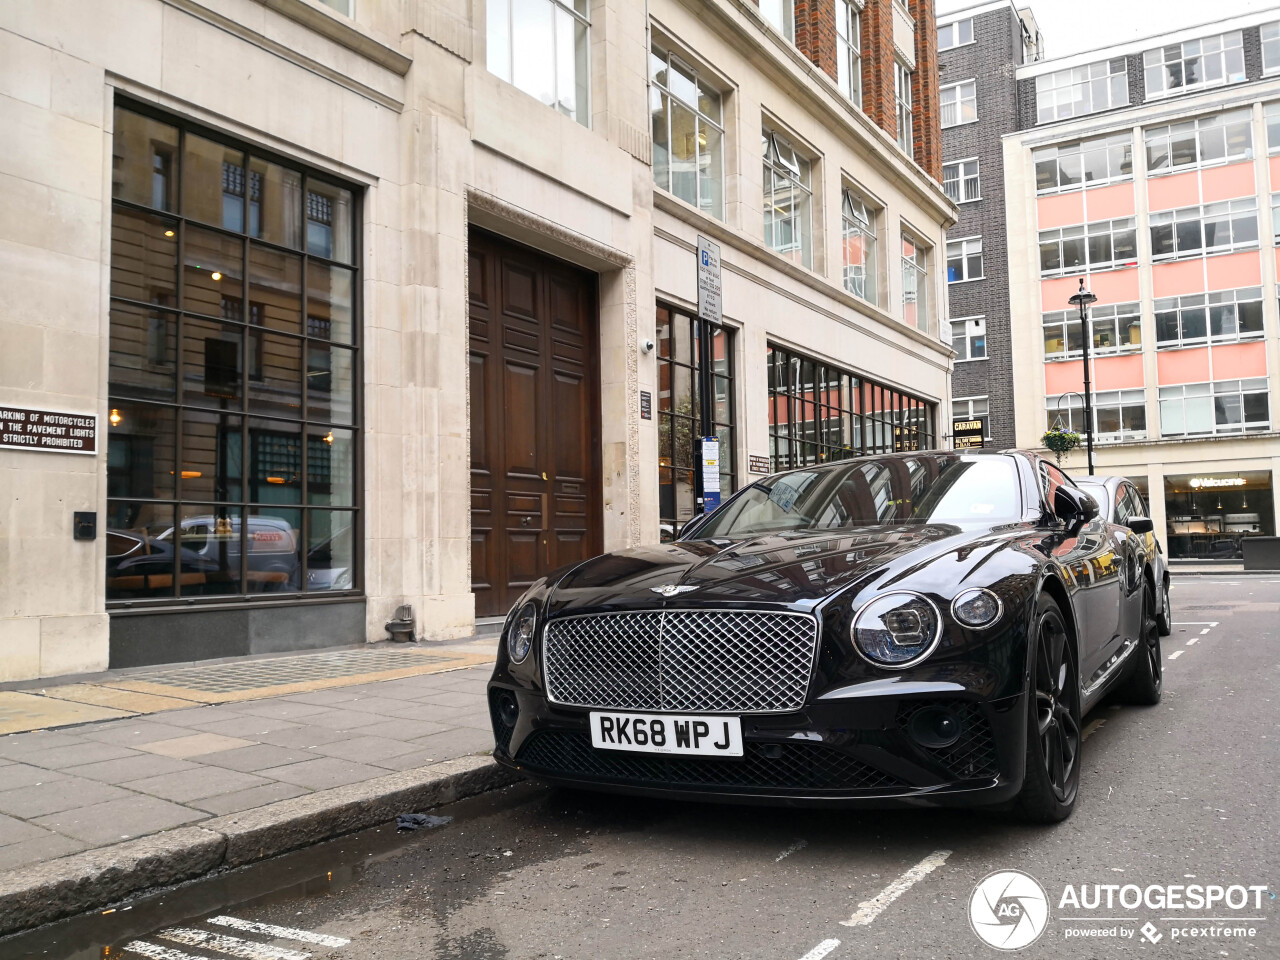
[1041,427,1081,467]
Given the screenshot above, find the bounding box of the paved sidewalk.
[0,648,497,877]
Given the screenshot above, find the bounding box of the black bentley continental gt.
[487,451,1164,822]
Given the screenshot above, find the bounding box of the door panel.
[469,229,601,617]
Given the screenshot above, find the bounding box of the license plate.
[588,711,743,757]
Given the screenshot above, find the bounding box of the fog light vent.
[908,707,963,749]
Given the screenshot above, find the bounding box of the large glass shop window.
[1163,471,1273,561]
[106,103,360,603]
[657,304,736,541]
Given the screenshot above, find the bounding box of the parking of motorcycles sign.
[697,235,722,326]
[0,405,97,455]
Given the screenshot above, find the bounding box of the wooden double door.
[469,230,602,617]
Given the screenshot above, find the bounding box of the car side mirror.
[1054,485,1099,531]
[1126,516,1154,535]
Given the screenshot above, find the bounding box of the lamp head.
[1068,278,1098,308]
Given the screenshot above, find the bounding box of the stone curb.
[0,754,521,937]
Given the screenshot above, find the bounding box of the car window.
[1114,486,1131,523]
[1122,484,1146,519]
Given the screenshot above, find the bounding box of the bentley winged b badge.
[650,584,698,597]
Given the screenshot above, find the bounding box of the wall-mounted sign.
[701,436,721,511]
[696,235,722,326]
[748,454,771,475]
[952,418,986,450]
[1189,477,1245,488]
[640,390,652,421]
[0,405,97,455]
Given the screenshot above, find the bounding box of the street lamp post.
[1068,278,1098,475]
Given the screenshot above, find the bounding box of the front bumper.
[487,684,1028,809]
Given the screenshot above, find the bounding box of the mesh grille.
[489,690,514,755]
[517,730,902,792]
[895,700,1000,780]
[543,610,818,713]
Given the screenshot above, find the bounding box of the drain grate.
[125,649,458,694]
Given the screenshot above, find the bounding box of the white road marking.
[207,917,349,947]
[158,927,310,960]
[1200,627,1211,635]
[797,938,840,960]
[839,850,951,927]
[1186,637,1198,646]
[775,840,808,862]
[1169,650,1184,660]
[1082,718,1106,741]
[125,943,205,960]
[1172,621,1219,626]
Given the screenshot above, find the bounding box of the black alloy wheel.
[1157,578,1173,636]
[1120,581,1163,705]
[1014,594,1081,823]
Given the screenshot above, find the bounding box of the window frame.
[1144,109,1253,177]
[1042,302,1142,360]
[1149,198,1259,263]
[1143,31,1245,100]
[760,0,797,42]
[950,315,987,362]
[835,0,863,106]
[1159,379,1270,437]
[1154,287,1265,349]
[951,395,991,439]
[1038,217,1137,277]
[894,60,913,151]
[1034,58,1128,124]
[106,98,363,608]
[1264,22,1280,75]
[937,18,975,52]
[946,236,984,284]
[900,229,930,334]
[840,184,879,305]
[486,0,592,127]
[762,127,815,269]
[1047,389,1147,442]
[939,78,977,129]
[650,42,726,221]
[1033,134,1133,195]
[942,157,981,203]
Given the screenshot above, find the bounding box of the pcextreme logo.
[968,869,1050,951]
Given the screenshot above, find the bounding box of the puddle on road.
[0,783,545,960]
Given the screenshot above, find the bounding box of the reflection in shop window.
[106,102,360,604]
[1164,471,1273,560]
[656,304,735,541]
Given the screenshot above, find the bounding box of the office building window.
[1039,218,1137,277]
[952,397,991,439]
[1273,193,1280,241]
[836,0,862,105]
[1042,302,1141,359]
[760,0,796,41]
[1145,109,1252,175]
[1144,31,1244,98]
[1154,288,1264,347]
[1033,134,1133,194]
[651,44,725,220]
[901,231,929,333]
[841,187,878,304]
[1149,199,1258,262]
[951,316,986,361]
[942,158,980,203]
[1266,23,1280,74]
[107,103,359,604]
[938,18,973,51]
[1035,59,1127,124]
[767,344,936,470]
[946,237,983,283]
[894,61,913,151]
[940,79,976,128]
[487,0,590,126]
[657,304,735,541]
[763,128,813,268]
[1160,380,1269,436]
[1047,391,1147,441]
[317,0,351,14]
[1267,102,1280,154]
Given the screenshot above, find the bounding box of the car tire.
[1156,578,1172,637]
[1119,580,1163,706]
[1013,592,1081,824]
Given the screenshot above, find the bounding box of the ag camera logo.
[969,869,1050,950]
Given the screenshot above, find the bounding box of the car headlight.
[851,592,942,668]
[507,602,537,664]
[951,588,1003,629]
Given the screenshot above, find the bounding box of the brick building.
[936,0,1044,450]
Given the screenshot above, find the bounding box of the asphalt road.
[8,576,1279,960]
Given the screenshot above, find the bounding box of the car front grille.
[542,610,818,714]
[515,730,903,793]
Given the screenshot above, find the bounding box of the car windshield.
[689,455,1023,540]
